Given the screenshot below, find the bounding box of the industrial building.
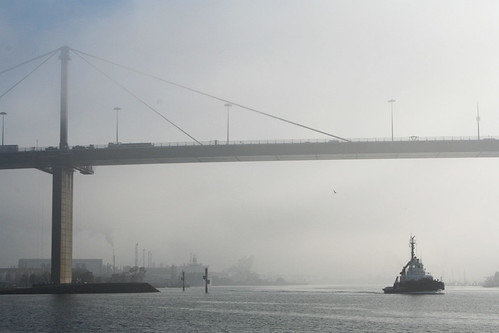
[18,259,103,277]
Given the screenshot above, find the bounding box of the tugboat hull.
[383,279,445,294]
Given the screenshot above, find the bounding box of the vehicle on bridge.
[0,145,19,153]
[108,142,154,149]
[72,145,95,150]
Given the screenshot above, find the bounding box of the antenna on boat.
[410,235,416,260]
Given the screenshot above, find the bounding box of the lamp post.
[0,112,7,145]
[224,103,232,144]
[113,107,121,144]
[476,102,480,140]
[388,99,396,141]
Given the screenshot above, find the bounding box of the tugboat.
[383,235,444,294]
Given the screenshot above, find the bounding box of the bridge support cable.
[0,48,60,76]
[71,51,203,146]
[71,48,350,142]
[0,50,58,101]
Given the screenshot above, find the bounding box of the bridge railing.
[6,135,497,153]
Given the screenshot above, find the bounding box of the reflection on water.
[1,285,498,332]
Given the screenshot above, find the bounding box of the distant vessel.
[383,235,444,294]
[483,272,499,287]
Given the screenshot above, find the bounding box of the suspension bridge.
[1,46,499,285]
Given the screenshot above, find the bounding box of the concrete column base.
[51,166,74,284]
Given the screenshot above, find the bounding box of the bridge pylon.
[50,46,75,284]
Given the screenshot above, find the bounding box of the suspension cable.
[71,48,350,142]
[0,51,58,101]
[72,51,203,145]
[0,48,60,76]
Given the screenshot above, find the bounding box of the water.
[1,285,498,332]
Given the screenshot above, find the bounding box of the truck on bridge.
[0,145,18,153]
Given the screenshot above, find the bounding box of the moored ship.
[383,235,444,294]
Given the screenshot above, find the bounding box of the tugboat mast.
[410,235,416,261]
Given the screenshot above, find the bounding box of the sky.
[1,0,499,284]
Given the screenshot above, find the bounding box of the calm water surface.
[1,285,498,332]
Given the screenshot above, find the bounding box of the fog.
[1,0,499,284]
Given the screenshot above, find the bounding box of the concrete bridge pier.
[51,166,74,284]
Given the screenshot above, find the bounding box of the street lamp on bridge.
[114,107,121,144]
[476,102,481,140]
[225,103,232,144]
[0,112,7,145]
[388,99,396,141]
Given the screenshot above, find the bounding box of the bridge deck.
[2,140,499,171]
